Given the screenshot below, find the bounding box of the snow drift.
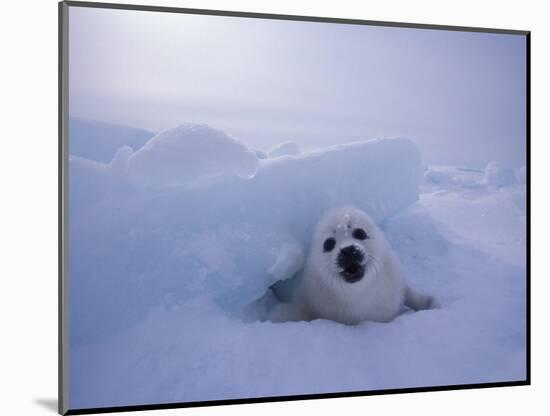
[484,161,517,187]
[424,167,454,187]
[267,141,301,158]
[127,123,259,188]
[68,123,525,411]
[69,130,423,343]
[70,202,526,410]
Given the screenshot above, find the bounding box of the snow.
[267,141,301,158]
[483,161,517,187]
[127,123,259,188]
[68,123,526,410]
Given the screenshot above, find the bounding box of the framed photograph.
[59,1,530,414]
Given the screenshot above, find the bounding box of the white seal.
[269,206,435,325]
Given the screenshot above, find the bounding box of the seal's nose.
[337,245,364,267]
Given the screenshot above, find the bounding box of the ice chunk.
[109,145,133,178]
[69,134,423,343]
[254,149,268,159]
[255,138,423,226]
[69,156,111,215]
[127,123,259,188]
[267,242,304,282]
[422,166,485,190]
[69,154,136,215]
[424,168,453,186]
[483,161,517,187]
[267,141,301,158]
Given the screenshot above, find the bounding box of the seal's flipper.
[267,302,309,323]
[404,286,438,311]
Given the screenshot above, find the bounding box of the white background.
[0,0,546,415]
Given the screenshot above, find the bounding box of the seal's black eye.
[323,237,336,252]
[352,228,368,240]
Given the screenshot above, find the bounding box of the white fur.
[270,206,434,325]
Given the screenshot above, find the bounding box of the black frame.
[59,1,531,414]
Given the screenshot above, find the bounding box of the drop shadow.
[34,398,58,413]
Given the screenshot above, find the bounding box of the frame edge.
[57,2,531,415]
[59,1,70,415]
[63,0,529,35]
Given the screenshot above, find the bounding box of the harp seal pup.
[269,206,435,325]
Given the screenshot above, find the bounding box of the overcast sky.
[69,6,527,167]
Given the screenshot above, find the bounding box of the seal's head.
[310,207,384,285]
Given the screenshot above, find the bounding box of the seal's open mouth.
[339,263,365,283]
